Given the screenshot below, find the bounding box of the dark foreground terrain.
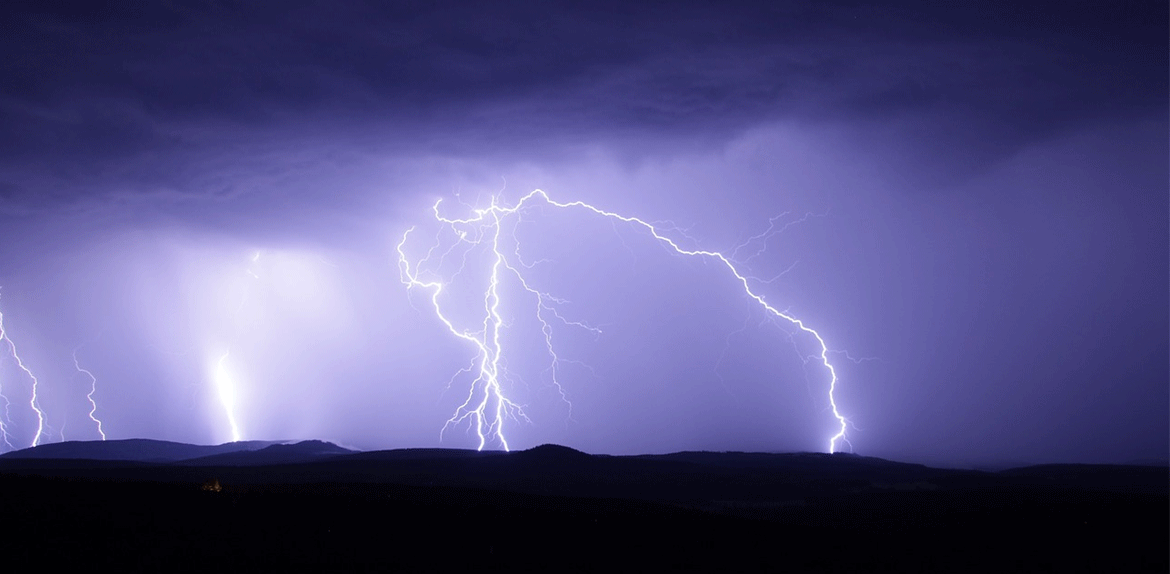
[1,440,1165,572]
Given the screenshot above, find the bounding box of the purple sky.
[0,1,1165,466]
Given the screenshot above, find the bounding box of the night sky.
[1,1,1165,466]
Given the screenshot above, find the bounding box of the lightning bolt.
[214,350,242,442]
[0,290,48,448]
[399,189,852,453]
[72,350,106,441]
[0,322,15,450]
[213,251,262,443]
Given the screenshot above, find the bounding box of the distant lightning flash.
[72,351,106,441]
[213,251,262,443]
[398,189,851,453]
[0,292,47,448]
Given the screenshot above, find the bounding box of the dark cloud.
[3,0,1164,200]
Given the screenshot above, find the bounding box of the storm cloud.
[0,1,1165,465]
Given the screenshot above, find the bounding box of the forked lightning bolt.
[398,189,851,453]
[73,350,106,441]
[0,292,48,449]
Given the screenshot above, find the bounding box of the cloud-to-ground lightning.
[0,291,48,449]
[72,350,106,441]
[212,251,263,443]
[398,190,851,453]
[214,350,242,442]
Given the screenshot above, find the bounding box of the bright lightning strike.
[212,251,262,443]
[0,291,47,448]
[398,189,852,453]
[72,350,106,441]
[214,350,242,443]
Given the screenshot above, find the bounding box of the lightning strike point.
[73,351,106,441]
[214,351,243,443]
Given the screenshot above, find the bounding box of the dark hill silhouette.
[515,443,593,460]
[339,447,506,462]
[0,440,1163,571]
[0,438,285,463]
[2,440,1165,498]
[997,462,1169,492]
[180,440,355,466]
